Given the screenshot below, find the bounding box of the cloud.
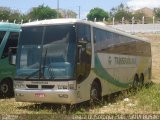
[127,0,160,10]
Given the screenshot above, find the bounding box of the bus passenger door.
[76,24,91,83]
[77,42,87,78]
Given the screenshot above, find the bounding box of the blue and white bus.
[14,19,151,104]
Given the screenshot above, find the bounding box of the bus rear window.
[0,31,6,44]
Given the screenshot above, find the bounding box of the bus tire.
[90,80,101,104]
[133,74,139,89]
[139,74,144,87]
[0,79,13,98]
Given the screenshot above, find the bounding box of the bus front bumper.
[15,89,78,104]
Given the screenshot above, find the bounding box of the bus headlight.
[58,94,68,98]
[69,84,75,90]
[57,84,75,90]
[15,84,25,89]
[58,85,68,89]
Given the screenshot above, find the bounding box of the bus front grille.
[26,85,38,89]
[41,85,55,89]
[26,85,55,89]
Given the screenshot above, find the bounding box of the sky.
[0,0,160,18]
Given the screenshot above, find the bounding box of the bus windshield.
[16,24,76,80]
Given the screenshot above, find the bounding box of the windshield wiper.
[25,67,44,79]
[48,64,55,79]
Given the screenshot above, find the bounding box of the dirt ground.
[137,34,160,83]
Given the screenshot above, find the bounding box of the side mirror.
[9,47,17,65]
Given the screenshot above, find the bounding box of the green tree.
[0,7,22,22]
[27,5,59,20]
[87,8,109,21]
[110,3,132,23]
[133,11,146,23]
[114,10,132,23]
[9,10,23,22]
[154,8,160,19]
[0,7,10,20]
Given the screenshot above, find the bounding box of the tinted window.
[77,24,91,42]
[76,24,91,81]
[17,26,43,69]
[17,25,77,79]
[0,31,6,44]
[93,27,151,56]
[1,32,19,59]
[19,26,43,45]
[94,28,116,51]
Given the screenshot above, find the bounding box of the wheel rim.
[1,83,9,94]
[133,79,138,87]
[133,75,139,87]
[91,88,98,100]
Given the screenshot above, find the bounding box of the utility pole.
[153,16,155,24]
[132,17,134,34]
[142,16,144,24]
[112,17,115,26]
[57,0,59,18]
[78,6,80,19]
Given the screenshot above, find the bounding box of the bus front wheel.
[90,81,101,104]
[0,80,13,98]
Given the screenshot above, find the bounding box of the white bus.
[14,19,151,104]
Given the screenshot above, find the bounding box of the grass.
[0,83,160,116]
[90,83,160,114]
[135,83,160,112]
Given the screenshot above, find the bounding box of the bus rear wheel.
[90,81,101,104]
[0,80,13,98]
[139,74,144,87]
[133,74,139,89]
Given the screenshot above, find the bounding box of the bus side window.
[0,31,6,44]
[1,32,19,59]
[77,24,91,42]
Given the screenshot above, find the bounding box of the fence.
[110,24,160,34]
[1,18,160,34]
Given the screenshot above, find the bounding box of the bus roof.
[0,22,21,31]
[22,19,81,26]
[22,18,150,43]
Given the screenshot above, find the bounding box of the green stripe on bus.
[94,54,130,88]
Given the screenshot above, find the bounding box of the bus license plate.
[35,93,45,98]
